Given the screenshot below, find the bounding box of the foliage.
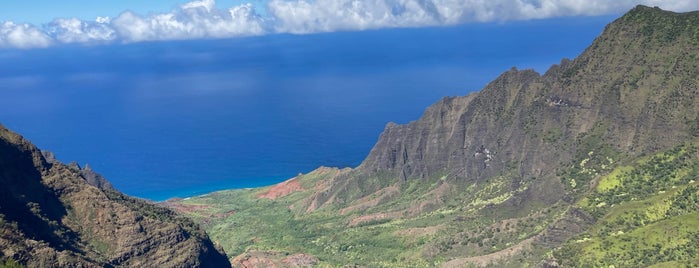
[0,258,23,268]
[582,143,698,218]
[555,143,699,267]
[558,121,621,194]
[179,141,699,267]
[175,168,565,267]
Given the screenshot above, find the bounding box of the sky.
[1,0,698,49]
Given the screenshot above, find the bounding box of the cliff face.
[318,5,699,207]
[0,125,230,267]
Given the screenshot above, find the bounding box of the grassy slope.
[555,142,699,267]
[178,171,446,267]
[175,141,699,267]
[175,167,571,267]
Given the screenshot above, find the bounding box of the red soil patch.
[223,210,236,217]
[281,253,319,266]
[257,177,304,200]
[231,252,278,268]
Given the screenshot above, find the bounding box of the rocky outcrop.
[0,125,230,267]
[42,151,114,191]
[78,164,114,191]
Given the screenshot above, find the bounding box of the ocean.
[0,15,614,201]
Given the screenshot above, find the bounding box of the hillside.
[172,5,699,267]
[0,125,230,267]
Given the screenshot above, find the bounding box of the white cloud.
[47,18,116,43]
[111,2,267,42]
[96,17,111,24]
[267,0,443,33]
[0,22,53,49]
[0,0,698,49]
[182,0,216,12]
[110,12,152,42]
[268,0,699,33]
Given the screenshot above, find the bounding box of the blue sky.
[0,0,265,24]
[1,0,698,49]
[0,1,181,24]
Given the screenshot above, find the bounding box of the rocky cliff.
[310,5,699,209]
[0,125,230,267]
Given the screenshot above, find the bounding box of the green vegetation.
[180,175,437,266]
[581,143,698,218]
[624,5,699,44]
[176,168,566,267]
[556,143,699,267]
[0,258,23,268]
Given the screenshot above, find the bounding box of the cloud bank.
[1,0,698,49]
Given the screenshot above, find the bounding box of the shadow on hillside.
[0,139,83,255]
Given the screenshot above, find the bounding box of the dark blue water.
[0,15,615,200]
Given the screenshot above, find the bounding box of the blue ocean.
[0,15,614,201]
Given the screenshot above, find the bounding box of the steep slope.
[324,4,699,209]
[0,125,230,267]
[174,5,699,267]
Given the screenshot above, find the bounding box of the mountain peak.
[614,3,699,41]
[627,4,677,16]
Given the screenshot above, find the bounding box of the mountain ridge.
[172,5,699,267]
[0,125,231,267]
[312,4,699,209]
